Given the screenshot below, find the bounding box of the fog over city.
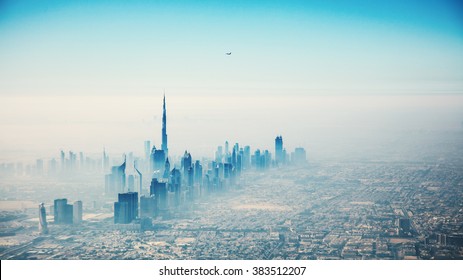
[1,1,462,260]
[1,93,462,162]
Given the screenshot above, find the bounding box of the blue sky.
[0,0,462,96]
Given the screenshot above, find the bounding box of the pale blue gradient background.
[0,1,462,160]
[1,0,462,95]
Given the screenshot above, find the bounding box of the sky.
[0,0,462,161]
[1,0,462,95]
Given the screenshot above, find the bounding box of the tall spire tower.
[161,94,168,156]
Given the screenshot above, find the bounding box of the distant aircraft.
[225,52,232,55]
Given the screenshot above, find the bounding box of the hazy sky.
[0,1,462,161]
[1,0,462,95]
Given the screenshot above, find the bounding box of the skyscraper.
[114,201,129,224]
[161,95,168,156]
[79,152,84,170]
[153,149,166,171]
[225,141,229,158]
[163,158,170,179]
[140,195,156,218]
[36,159,43,176]
[275,135,284,165]
[237,150,243,175]
[38,203,48,234]
[60,150,65,172]
[150,178,167,211]
[292,147,307,165]
[224,163,232,179]
[114,192,138,224]
[149,146,156,172]
[103,148,109,172]
[169,168,182,207]
[134,163,143,197]
[215,146,223,162]
[231,147,237,167]
[128,175,135,192]
[194,160,202,185]
[187,166,194,187]
[54,198,73,224]
[105,158,126,195]
[181,151,192,180]
[73,201,83,224]
[144,140,151,162]
[48,158,57,176]
[69,151,76,171]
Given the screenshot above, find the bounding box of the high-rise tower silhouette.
[161,95,168,156]
[275,135,284,165]
[134,162,142,197]
[38,203,48,234]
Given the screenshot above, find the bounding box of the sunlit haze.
[1,0,463,263]
[1,94,463,162]
[1,0,462,162]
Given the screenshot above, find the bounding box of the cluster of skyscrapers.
[38,95,307,228]
[52,199,82,225]
[107,96,307,224]
[0,150,107,178]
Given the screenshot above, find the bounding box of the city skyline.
[2,93,461,260]
[1,93,463,163]
[1,1,462,162]
[0,0,463,262]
